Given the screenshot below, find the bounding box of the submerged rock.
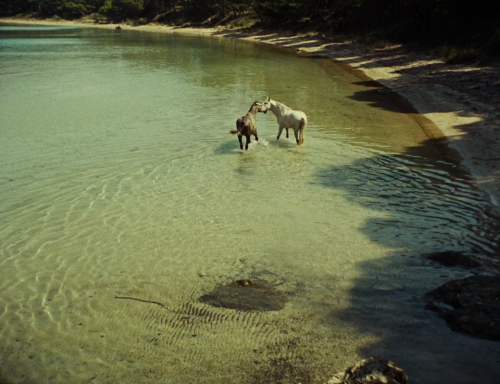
[425,251,481,269]
[426,275,500,341]
[199,279,287,312]
[326,357,408,384]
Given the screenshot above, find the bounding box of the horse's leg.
[286,128,289,138]
[245,134,251,150]
[293,128,300,145]
[298,118,306,145]
[277,126,284,140]
[238,134,243,150]
[254,129,259,143]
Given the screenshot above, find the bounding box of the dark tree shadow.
[313,135,500,381]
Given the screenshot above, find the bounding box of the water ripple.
[317,152,499,257]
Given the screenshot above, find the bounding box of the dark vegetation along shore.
[2,0,500,63]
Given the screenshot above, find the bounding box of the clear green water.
[1,25,499,383]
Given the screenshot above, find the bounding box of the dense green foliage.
[1,0,499,56]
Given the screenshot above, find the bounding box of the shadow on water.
[214,139,241,155]
[312,76,500,380]
[215,135,297,156]
[314,147,500,381]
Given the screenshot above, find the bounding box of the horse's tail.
[230,118,244,135]
[298,118,306,145]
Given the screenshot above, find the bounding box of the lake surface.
[1,25,499,383]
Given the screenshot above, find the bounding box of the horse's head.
[252,101,267,114]
[262,97,274,111]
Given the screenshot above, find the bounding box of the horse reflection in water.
[230,101,267,150]
[263,97,307,145]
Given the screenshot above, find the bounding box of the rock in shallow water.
[425,251,481,269]
[426,275,500,341]
[326,357,408,384]
[198,279,287,312]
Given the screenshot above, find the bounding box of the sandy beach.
[2,17,499,209]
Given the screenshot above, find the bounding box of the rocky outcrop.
[326,357,408,384]
[426,275,500,341]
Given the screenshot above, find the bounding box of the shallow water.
[1,25,499,383]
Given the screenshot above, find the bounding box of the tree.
[99,0,144,21]
[58,0,92,17]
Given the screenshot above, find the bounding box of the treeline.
[1,1,499,55]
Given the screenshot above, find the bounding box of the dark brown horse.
[229,101,267,150]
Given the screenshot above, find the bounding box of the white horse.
[262,97,307,145]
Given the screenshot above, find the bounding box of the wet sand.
[2,17,499,211]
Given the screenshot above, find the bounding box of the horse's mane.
[248,101,260,113]
[274,100,292,115]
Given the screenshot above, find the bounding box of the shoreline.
[2,17,499,210]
